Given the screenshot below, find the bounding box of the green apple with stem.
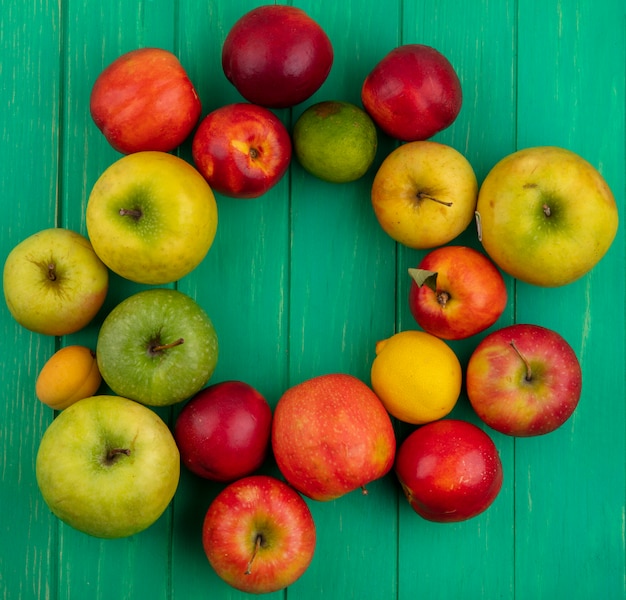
[86,151,218,285]
[36,395,180,538]
[3,227,109,336]
[96,288,218,406]
[475,146,618,287]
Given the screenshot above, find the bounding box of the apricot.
[36,345,102,410]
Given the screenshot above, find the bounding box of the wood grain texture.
[0,0,624,599]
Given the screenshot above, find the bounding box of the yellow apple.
[475,146,618,287]
[370,141,478,249]
[86,151,218,285]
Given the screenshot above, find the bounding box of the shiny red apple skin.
[221,5,333,108]
[466,324,583,436]
[361,44,462,142]
[90,47,201,154]
[191,103,292,199]
[409,245,508,340]
[395,419,503,523]
[271,373,396,501]
[203,475,316,594]
[174,381,272,482]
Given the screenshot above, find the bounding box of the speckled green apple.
[36,395,180,539]
[476,146,618,287]
[86,151,218,285]
[3,228,108,336]
[96,288,218,406]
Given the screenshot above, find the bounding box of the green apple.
[86,151,218,285]
[475,146,618,287]
[36,395,180,538]
[3,227,109,336]
[96,288,218,406]
[371,141,478,249]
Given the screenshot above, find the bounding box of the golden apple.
[475,146,618,287]
[371,141,478,249]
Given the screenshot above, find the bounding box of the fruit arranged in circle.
[192,103,292,199]
[202,475,316,594]
[222,5,333,108]
[371,330,462,424]
[475,145,618,287]
[90,47,202,154]
[362,44,462,142]
[395,419,503,522]
[408,245,508,340]
[293,100,378,183]
[271,373,396,501]
[3,227,109,336]
[36,345,102,410]
[174,380,273,482]
[371,141,478,249]
[36,395,180,538]
[86,151,218,285]
[96,288,218,407]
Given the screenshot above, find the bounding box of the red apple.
[271,373,396,501]
[90,47,201,154]
[395,419,503,523]
[361,44,462,142]
[221,5,333,108]
[202,475,316,594]
[192,103,292,199]
[408,245,508,340]
[466,324,583,436]
[173,381,272,482]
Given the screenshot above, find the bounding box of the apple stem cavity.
[105,447,131,466]
[119,207,143,220]
[245,534,264,575]
[510,341,533,381]
[417,192,453,207]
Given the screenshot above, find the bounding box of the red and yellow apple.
[174,380,272,482]
[466,323,583,436]
[408,245,508,340]
[475,146,618,287]
[362,44,462,142]
[271,373,396,501]
[192,103,292,199]
[202,475,316,594]
[222,5,333,108]
[90,47,201,154]
[371,141,478,248]
[395,419,503,523]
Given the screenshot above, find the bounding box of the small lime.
[293,100,378,183]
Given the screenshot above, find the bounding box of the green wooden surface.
[1,0,624,598]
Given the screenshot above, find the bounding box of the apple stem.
[150,338,184,353]
[46,262,56,281]
[510,341,533,381]
[105,447,131,466]
[119,208,143,220]
[417,192,453,207]
[245,534,263,576]
[361,485,369,496]
[543,204,552,217]
[437,291,450,307]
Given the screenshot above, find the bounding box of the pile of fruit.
[2,4,618,596]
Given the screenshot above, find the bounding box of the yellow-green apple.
[3,228,108,336]
[174,380,272,482]
[202,475,316,594]
[475,146,618,287]
[361,44,462,142]
[271,373,396,501]
[192,103,292,199]
[96,288,218,407]
[395,419,503,523]
[466,323,582,436]
[90,47,201,154]
[86,151,218,284]
[222,5,333,108]
[371,141,478,248]
[408,245,508,340]
[36,395,180,538]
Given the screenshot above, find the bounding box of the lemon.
[293,100,378,183]
[370,330,462,425]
